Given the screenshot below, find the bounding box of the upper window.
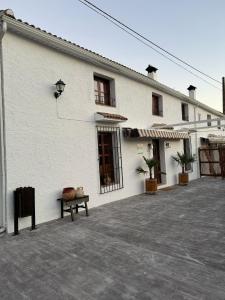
[217,119,221,129]
[207,114,212,126]
[152,93,163,116]
[200,137,209,146]
[94,75,115,107]
[181,103,189,121]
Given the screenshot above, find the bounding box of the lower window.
[97,126,123,193]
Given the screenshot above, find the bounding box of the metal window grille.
[97,126,123,194]
[95,94,116,107]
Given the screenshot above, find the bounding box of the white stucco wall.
[2,32,224,232]
[0,41,4,228]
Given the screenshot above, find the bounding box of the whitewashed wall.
[2,32,224,232]
[0,42,4,228]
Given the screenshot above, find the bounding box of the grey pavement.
[0,177,225,300]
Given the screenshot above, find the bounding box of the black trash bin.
[14,187,36,235]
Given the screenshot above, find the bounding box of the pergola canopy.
[208,135,225,144]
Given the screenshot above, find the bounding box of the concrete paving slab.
[0,177,225,299]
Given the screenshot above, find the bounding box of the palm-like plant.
[172,152,195,174]
[136,156,158,179]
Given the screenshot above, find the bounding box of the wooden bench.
[57,195,89,221]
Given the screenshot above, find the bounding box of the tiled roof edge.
[0,10,224,117]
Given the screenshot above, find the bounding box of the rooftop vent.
[187,85,196,99]
[0,9,15,18]
[146,65,158,80]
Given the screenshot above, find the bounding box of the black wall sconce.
[54,79,66,99]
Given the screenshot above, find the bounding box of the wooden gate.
[219,147,225,178]
[199,146,225,178]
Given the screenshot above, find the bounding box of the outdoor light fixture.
[147,143,152,152]
[54,79,66,99]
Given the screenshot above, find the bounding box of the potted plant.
[172,152,195,185]
[136,156,162,194]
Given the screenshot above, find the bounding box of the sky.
[1,0,225,111]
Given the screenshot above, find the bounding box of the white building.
[0,9,224,233]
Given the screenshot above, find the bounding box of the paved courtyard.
[0,177,225,300]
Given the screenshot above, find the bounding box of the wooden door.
[152,139,161,183]
[98,132,115,185]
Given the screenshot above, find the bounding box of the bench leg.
[14,198,19,235]
[85,202,89,216]
[70,206,74,221]
[61,200,64,218]
[76,204,78,214]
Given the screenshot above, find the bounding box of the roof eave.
[2,15,224,117]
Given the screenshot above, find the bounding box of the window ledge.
[152,114,163,117]
[95,102,116,108]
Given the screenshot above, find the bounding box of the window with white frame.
[207,114,212,126]
[217,119,221,129]
[94,75,116,107]
[152,93,163,116]
[181,103,189,121]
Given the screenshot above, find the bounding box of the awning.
[95,112,128,123]
[123,128,189,140]
[208,135,225,144]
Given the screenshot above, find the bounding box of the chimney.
[0,9,15,18]
[146,65,158,80]
[187,85,196,99]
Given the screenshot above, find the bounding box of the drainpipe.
[0,20,7,234]
[193,105,199,177]
[188,85,199,177]
[223,77,225,115]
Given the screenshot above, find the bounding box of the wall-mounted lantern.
[54,79,66,99]
[147,143,152,152]
[165,142,171,149]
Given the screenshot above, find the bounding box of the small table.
[57,195,89,221]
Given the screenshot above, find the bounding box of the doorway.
[152,139,161,183]
[0,153,4,229]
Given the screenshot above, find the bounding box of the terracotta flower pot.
[145,178,158,194]
[76,187,84,198]
[62,187,76,200]
[179,173,189,186]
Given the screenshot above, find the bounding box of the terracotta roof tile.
[0,9,150,81]
[1,9,224,118]
[97,112,128,121]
